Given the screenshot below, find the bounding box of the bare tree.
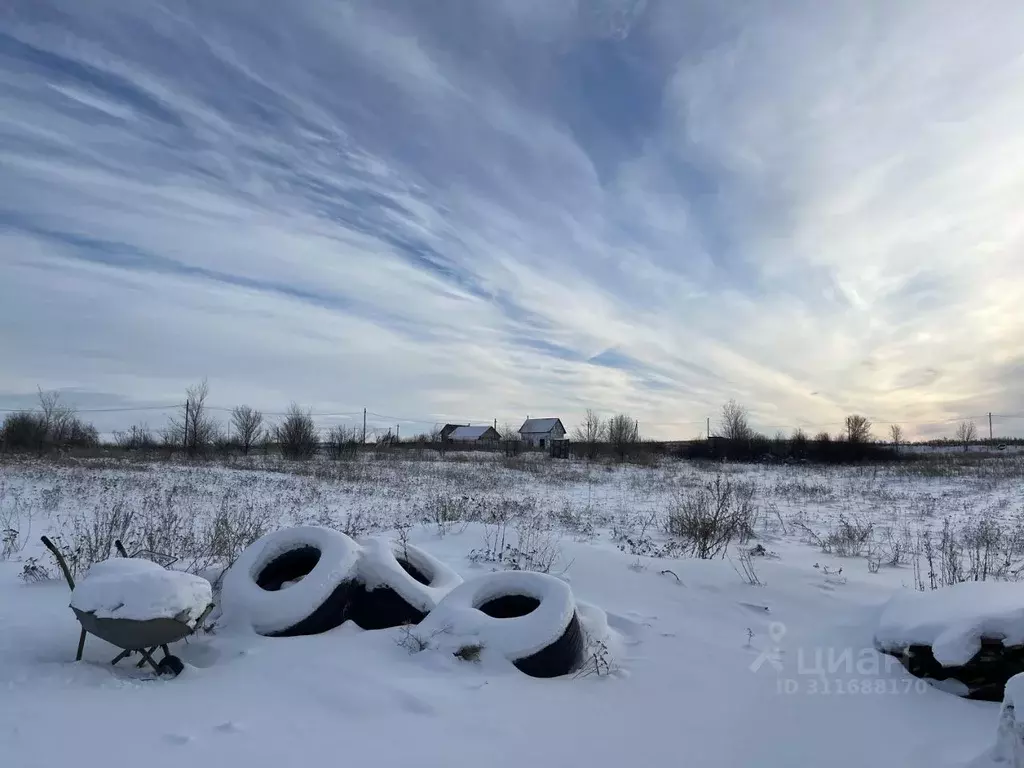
[38,388,74,443]
[719,400,752,441]
[114,423,156,451]
[276,404,319,460]
[572,409,606,460]
[494,422,519,442]
[955,420,977,452]
[166,380,220,457]
[791,428,809,456]
[607,413,639,461]
[845,414,872,444]
[231,406,263,456]
[889,424,904,449]
[33,389,98,449]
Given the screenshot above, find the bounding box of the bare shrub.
[666,475,757,559]
[20,556,51,583]
[823,514,874,557]
[276,404,319,460]
[913,514,1018,590]
[615,509,682,558]
[53,500,136,578]
[55,486,274,577]
[730,548,763,586]
[113,423,157,451]
[324,424,360,460]
[607,413,639,461]
[574,638,614,678]
[469,513,562,573]
[1,411,49,453]
[231,406,264,456]
[1,391,99,453]
[419,492,471,536]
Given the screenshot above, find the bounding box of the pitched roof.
[448,425,495,440]
[519,418,563,434]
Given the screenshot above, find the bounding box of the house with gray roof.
[447,425,501,443]
[518,417,566,448]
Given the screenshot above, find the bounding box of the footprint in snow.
[214,721,244,734]
[162,733,193,746]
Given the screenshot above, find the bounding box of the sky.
[2,0,1024,441]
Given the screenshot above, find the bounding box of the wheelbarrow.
[41,536,214,677]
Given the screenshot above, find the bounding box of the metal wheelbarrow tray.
[42,536,214,677]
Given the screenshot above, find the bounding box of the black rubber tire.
[220,527,361,637]
[158,655,185,677]
[417,571,586,678]
[255,546,322,591]
[512,610,584,679]
[348,541,462,631]
[268,580,359,637]
[346,582,428,631]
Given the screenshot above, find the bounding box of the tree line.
[0,385,1001,462]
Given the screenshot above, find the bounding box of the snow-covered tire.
[220,527,360,637]
[415,571,585,678]
[348,538,462,630]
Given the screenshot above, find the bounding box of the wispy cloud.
[2,0,1023,439]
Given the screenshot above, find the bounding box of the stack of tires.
[219,526,587,677]
[220,527,460,637]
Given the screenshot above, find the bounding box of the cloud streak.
[2,0,1023,439]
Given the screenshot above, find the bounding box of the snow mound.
[991,673,1024,766]
[70,558,212,623]
[219,526,360,635]
[414,571,579,666]
[875,581,1024,666]
[357,537,462,612]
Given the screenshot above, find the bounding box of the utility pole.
[396,424,400,441]
[362,408,367,445]
[707,417,710,441]
[989,412,993,441]
[183,400,190,455]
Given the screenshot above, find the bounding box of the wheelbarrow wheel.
[158,655,185,677]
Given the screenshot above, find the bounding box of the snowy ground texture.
[2,451,1023,768]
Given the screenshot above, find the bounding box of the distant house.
[518,418,566,448]
[447,425,501,444]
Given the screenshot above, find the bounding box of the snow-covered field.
[2,452,1023,768]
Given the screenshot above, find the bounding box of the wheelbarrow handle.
[40,535,76,591]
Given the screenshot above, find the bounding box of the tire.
[414,571,585,678]
[348,538,462,630]
[158,655,185,677]
[220,527,360,637]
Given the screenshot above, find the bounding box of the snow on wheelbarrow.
[41,536,214,678]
